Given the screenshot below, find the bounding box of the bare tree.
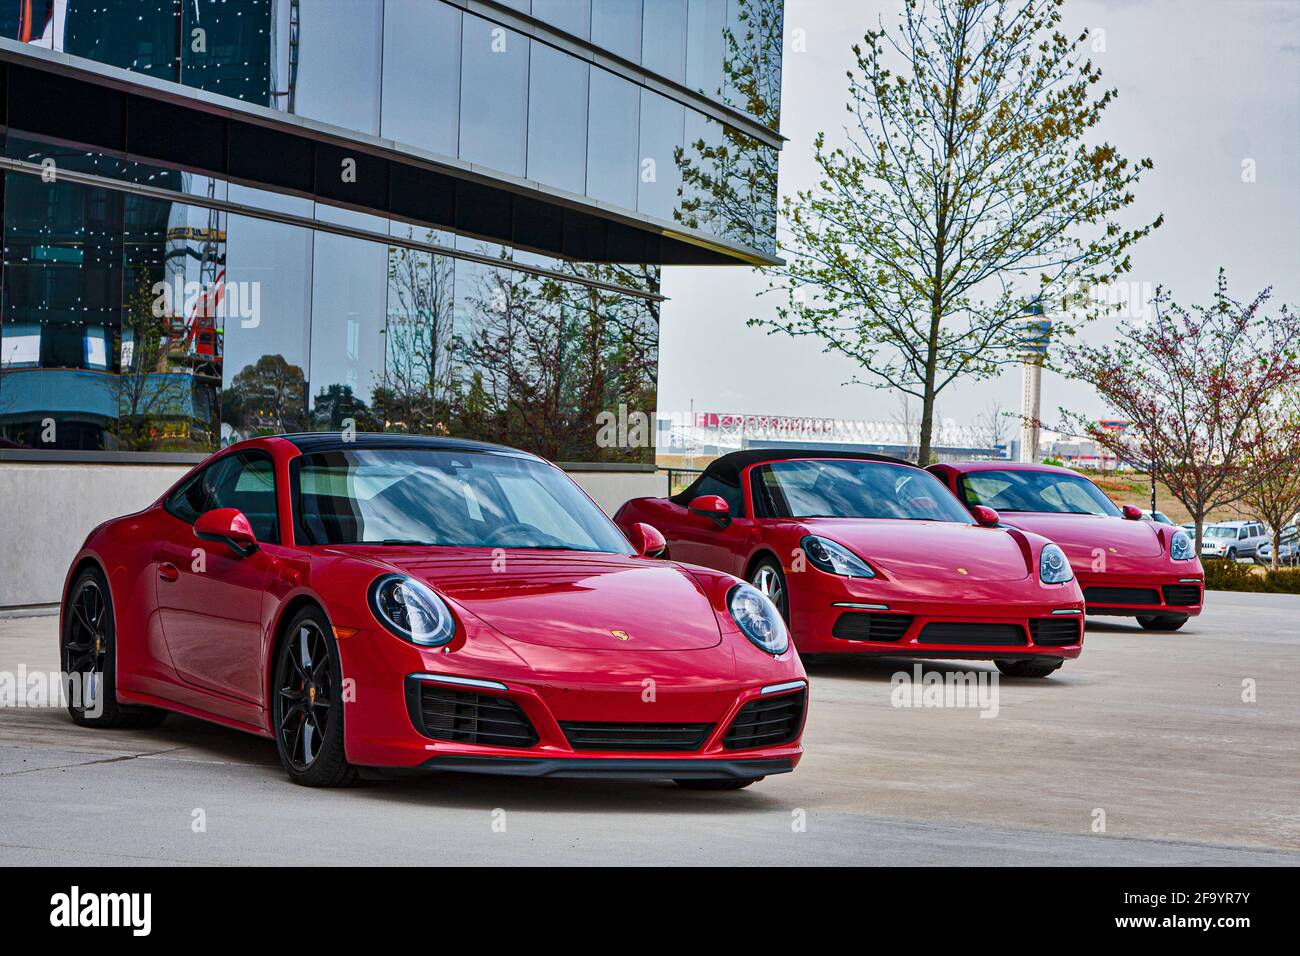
[975,400,1010,455]
[371,243,456,434]
[761,0,1159,464]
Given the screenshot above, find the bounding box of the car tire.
[994,658,1063,679]
[271,605,358,788]
[674,777,760,791]
[1227,547,1237,561]
[747,555,790,623]
[1136,614,1188,631]
[61,566,168,729]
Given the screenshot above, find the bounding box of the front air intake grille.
[1029,617,1082,646]
[1162,584,1202,606]
[407,681,538,748]
[559,721,713,752]
[724,689,806,750]
[917,622,1028,645]
[1084,586,1160,606]
[831,611,914,642]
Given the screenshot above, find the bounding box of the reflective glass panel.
[378,233,457,435]
[585,68,639,210]
[221,214,312,442]
[459,14,530,176]
[307,232,388,429]
[637,89,685,222]
[381,0,462,158]
[527,43,590,195]
[533,0,591,40]
[181,0,277,106]
[293,0,383,134]
[0,173,123,450]
[591,0,643,63]
[641,0,687,83]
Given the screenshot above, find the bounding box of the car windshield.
[1205,526,1239,539]
[295,448,633,553]
[755,460,973,523]
[958,469,1122,516]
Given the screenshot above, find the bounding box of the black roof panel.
[705,448,915,472]
[276,432,540,459]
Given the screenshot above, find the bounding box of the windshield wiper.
[379,538,436,546]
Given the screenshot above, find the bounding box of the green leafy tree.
[763,0,1160,464]
[222,353,308,437]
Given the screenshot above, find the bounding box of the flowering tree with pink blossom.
[1060,270,1300,551]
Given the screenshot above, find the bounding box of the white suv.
[1201,521,1269,560]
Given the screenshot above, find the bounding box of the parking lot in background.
[0,591,1296,866]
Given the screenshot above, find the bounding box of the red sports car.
[59,434,806,789]
[615,451,1086,678]
[928,462,1204,630]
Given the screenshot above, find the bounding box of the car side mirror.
[688,494,731,527]
[625,522,667,558]
[971,505,1001,528]
[1121,504,1143,521]
[195,508,259,558]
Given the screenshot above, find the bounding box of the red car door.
[154,452,277,705]
[660,461,757,575]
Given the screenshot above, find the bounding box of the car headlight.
[727,583,789,655]
[369,574,456,646]
[1039,543,1074,584]
[1170,530,1194,561]
[800,535,876,578]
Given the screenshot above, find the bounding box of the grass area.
[1203,558,1300,593]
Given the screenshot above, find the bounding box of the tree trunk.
[917,292,944,465]
[1193,511,1205,555]
[1272,529,1281,572]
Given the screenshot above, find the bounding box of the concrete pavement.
[1,591,1296,865]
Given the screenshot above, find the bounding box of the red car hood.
[800,519,1031,582]
[344,547,723,651]
[996,513,1163,560]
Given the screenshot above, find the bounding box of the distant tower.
[1019,304,1051,463]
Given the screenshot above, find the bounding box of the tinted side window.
[166,454,279,544]
[689,465,744,516]
[209,455,279,544]
[166,470,214,524]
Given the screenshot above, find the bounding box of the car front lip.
[396,755,795,780]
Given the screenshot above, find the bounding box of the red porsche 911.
[59,434,806,789]
[614,451,1086,678]
[929,462,1204,630]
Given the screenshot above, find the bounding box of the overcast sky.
[658,0,1300,431]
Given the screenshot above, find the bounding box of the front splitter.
[369,756,795,780]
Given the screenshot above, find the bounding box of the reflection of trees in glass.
[310,382,376,431]
[371,243,456,434]
[675,0,781,252]
[222,354,308,437]
[453,257,658,464]
[722,0,783,132]
[116,275,194,451]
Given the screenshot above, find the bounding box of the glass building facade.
[0,0,783,464]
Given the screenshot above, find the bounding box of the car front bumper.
[1076,570,1204,617]
[785,573,1086,659]
[332,624,807,774]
